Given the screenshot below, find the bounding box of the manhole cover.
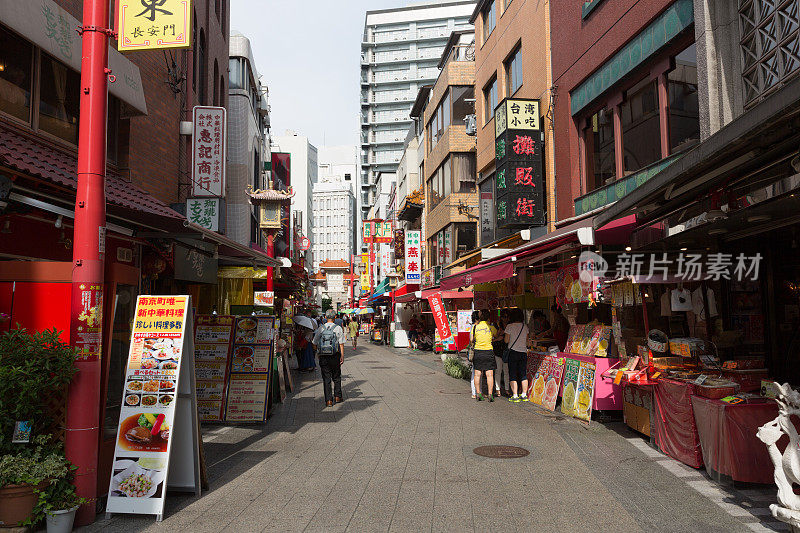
[473,445,530,459]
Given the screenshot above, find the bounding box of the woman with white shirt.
[504,308,530,402]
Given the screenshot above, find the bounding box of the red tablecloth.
[691,395,778,484]
[654,379,703,469]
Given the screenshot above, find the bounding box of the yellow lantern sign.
[117,0,192,51]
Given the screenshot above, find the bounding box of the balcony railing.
[443,43,475,66]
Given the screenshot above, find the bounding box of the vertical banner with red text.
[70,283,103,360]
[426,293,451,341]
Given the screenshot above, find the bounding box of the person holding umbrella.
[293,316,317,372]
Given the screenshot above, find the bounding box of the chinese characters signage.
[426,292,451,341]
[194,315,234,421]
[405,231,421,283]
[495,98,541,137]
[186,198,220,231]
[70,283,103,360]
[191,106,226,197]
[362,221,392,243]
[117,0,191,51]
[254,291,274,307]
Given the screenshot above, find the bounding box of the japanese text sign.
[117,0,191,51]
[495,98,541,137]
[186,198,220,231]
[426,293,451,341]
[133,296,187,338]
[191,106,226,197]
[405,231,421,283]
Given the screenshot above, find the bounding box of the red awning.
[0,125,183,224]
[439,259,514,290]
[393,283,418,297]
[421,288,474,299]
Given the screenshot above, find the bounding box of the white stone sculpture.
[757,382,800,531]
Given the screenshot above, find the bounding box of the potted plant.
[0,437,72,527]
[37,474,87,533]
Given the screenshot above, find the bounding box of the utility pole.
[68,0,110,526]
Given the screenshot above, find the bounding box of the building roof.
[319,259,350,270]
[410,86,433,119]
[309,272,326,281]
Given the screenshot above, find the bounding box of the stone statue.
[757,382,800,531]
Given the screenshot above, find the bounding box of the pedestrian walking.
[313,309,346,407]
[504,308,530,402]
[470,309,497,402]
[347,317,359,349]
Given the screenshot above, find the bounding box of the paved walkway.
[84,344,786,533]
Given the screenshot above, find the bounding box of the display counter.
[691,395,778,484]
[654,378,703,469]
[623,382,655,437]
[558,353,622,411]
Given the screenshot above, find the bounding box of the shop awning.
[369,278,393,301]
[184,222,280,268]
[421,289,473,299]
[439,259,514,290]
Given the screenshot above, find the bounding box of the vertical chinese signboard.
[194,316,234,422]
[405,231,421,283]
[494,98,545,228]
[107,296,200,521]
[191,106,227,197]
[224,316,276,422]
[186,198,221,231]
[117,0,192,51]
[426,292,451,342]
[71,282,103,360]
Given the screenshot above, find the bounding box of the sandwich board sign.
[106,295,201,521]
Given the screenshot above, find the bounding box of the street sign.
[191,106,226,197]
[298,236,311,251]
[117,0,192,51]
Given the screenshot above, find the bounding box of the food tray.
[695,380,740,399]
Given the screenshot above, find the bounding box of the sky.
[231,0,406,148]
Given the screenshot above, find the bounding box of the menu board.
[525,351,547,389]
[194,316,234,422]
[223,316,276,422]
[561,358,581,417]
[529,355,565,412]
[107,296,200,521]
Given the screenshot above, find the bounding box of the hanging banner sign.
[254,291,275,307]
[70,283,103,361]
[117,0,192,51]
[426,293,451,341]
[107,296,200,521]
[191,106,227,197]
[194,315,234,422]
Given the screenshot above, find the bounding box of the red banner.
[426,293,451,341]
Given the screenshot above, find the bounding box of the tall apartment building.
[311,176,356,271]
[318,145,360,255]
[272,132,317,267]
[360,1,475,221]
[227,32,270,247]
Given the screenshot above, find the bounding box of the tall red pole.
[68,0,109,526]
[266,233,275,292]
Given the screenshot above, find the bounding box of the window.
[483,76,498,123]
[668,42,700,153]
[451,86,474,125]
[621,78,661,174]
[454,223,477,259]
[427,91,449,151]
[740,0,800,105]
[506,46,523,95]
[39,53,80,144]
[482,1,496,44]
[0,25,32,122]
[584,107,616,191]
[229,58,244,89]
[452,153,477,193]
[345,173,351,181]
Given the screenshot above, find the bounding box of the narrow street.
[85,344,783,533]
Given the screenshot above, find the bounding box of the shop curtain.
[216,277,253,315]
[452,153,476,193]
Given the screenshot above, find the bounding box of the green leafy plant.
[32,473,87,519]
[443,357,471,380]
[0,328,78,454]
[0,436,71,487]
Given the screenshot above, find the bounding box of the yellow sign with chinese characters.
[117,0,192,51]
[495,98,540,137]
[360,273,370,291]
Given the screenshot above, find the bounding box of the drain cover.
[473,445,530,459]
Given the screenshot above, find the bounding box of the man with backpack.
[312,309,346,407]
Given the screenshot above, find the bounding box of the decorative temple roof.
[246,184,296,202]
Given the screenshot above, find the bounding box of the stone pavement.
[83,344,787,533]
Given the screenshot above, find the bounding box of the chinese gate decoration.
[191,106,226,197]
[493,98,545,228]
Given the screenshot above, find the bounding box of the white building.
[271,131,317,267]
[227,32,270,246]
[360,1,475,221]
[318,145,360,257]
[311,175,355,271]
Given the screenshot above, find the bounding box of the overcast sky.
[231,0,404,148]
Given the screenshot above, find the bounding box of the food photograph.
[109,458,166,499]
[117,412,172,452]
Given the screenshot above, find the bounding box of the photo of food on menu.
[116,412,173,453]
[139,337,181,370]
[109,457,166,499]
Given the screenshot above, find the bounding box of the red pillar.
[68,0,109,525]
[266,233,275,292]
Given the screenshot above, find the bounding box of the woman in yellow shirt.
[470,309,497,402]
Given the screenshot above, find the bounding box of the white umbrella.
[292,315,315,330]
[310,318,319,329]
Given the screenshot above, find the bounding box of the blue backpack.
[318,324,339,356]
